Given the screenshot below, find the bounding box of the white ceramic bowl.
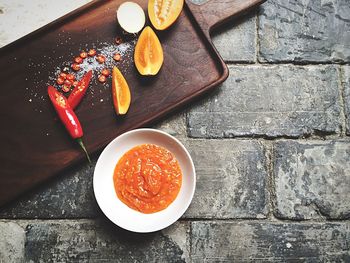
[93,128,196,233]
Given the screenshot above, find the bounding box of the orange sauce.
[113,144,182,213]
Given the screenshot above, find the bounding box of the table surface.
[1,0,350,262]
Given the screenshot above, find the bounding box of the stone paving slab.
[0,221,25,263]
[212,13,256,63]
[0,220,189,263]
[185,140,268,218]
[187,65,341,138]
[183,139,268,219]
[274,140,350,220]
[0,162,98,219]
[258,0,350,63]
[191,221,350,262]
[343,66,350,135]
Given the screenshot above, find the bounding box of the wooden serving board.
[0,0,265,206]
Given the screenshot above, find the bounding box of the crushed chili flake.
[72,63,80,71]
[115,37,122,45]
[88,49,96,56]
[62,85,71,93]
[96,54,106,64]
[64,79,72,88]
[66,74,75,81]
[98,74,106,83]
[101,68,110,77]
[56,77,65,85]
[113,53,121,61]
[80,51,88,59]
[74,57,83,64]
[59,72,67,79]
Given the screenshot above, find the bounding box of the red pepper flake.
[62,84,71,93]
[57,77,65,85]
[66,74,75,81]
[113,53,121,61]
[64,79,72,88]
[74,57,83,64]
[101,68,110,77]
[72,63,80,71]
[59,72,67,79]
[98,74,106,83]
[115,37,122,45]
[96,54,106,64]
[72,81,79,87]
[80,51,88,59]
[88,49,96,57]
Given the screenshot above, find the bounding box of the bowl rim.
[93,128,196,233]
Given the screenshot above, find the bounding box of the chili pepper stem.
[76,138,91,164]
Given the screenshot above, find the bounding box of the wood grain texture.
[0,0,265,206]
[188,0,266,37]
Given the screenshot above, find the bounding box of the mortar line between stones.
[189,220,193,263]
[224,61,350,67]
[255,10,260,64]
[338,65,347,137]
[262,140,276,220]
[187,133,350,141]
[1,218,349,223]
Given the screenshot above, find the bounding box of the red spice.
[113,53,121,61]
[88,49,96,56]
[96,54,106,64]
[101,68,110,77]
[98,74,106,83]
[72,63,80,71]
[59,72,67,79]
[80,51,88,59]
[74,57,83,64]
[66,74,75,81]
[72,81,79,87]
[62,85,71,93]
[57,77,65,85]
[115,37,122,45]
[64,79,72,88]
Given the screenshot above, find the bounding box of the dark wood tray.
[0,0,265,206]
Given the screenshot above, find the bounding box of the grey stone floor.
[1,0,350,262]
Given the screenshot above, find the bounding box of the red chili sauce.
[113,144,182,213]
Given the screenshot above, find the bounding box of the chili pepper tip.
[77,138,91,164]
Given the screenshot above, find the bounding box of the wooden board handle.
[187,0,266,36]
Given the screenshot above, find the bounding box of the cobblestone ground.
[1,0,350,262]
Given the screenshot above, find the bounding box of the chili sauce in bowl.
[113,144,182,213]
[93,128,196,233]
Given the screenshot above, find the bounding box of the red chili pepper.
[67,70,93,109]
[47,86,90,162]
